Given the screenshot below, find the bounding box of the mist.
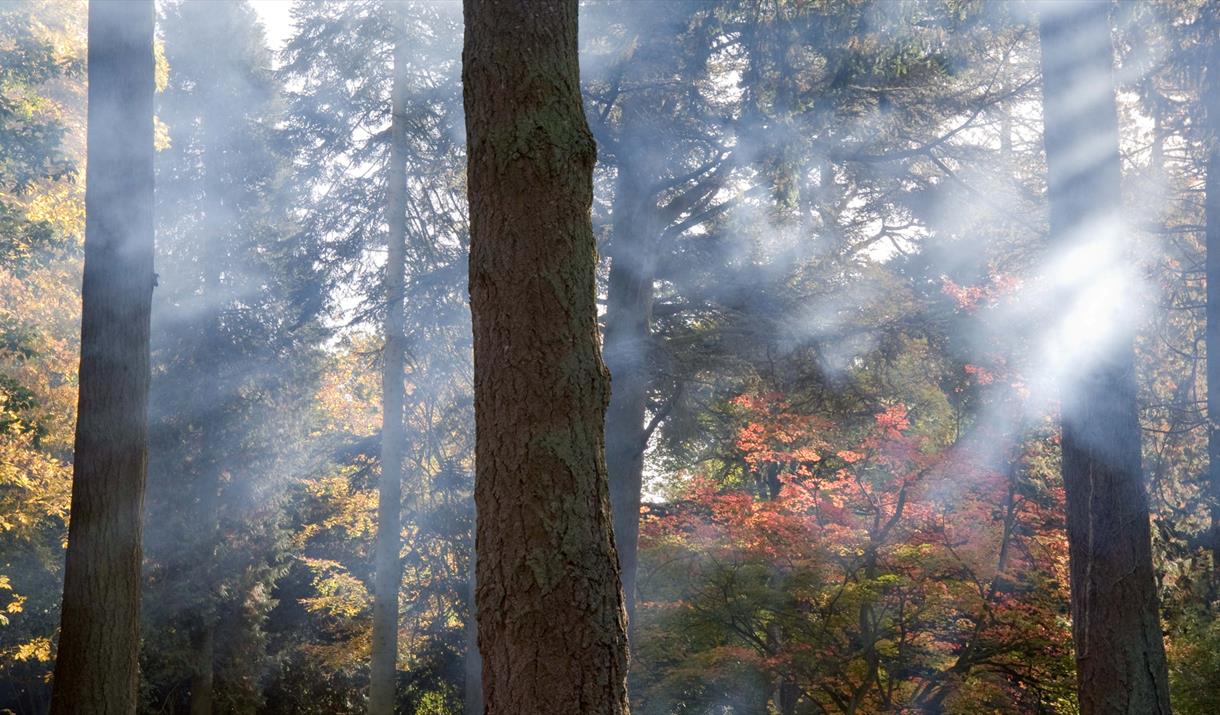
[2,0,1219,713]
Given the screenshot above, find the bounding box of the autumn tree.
[635,392,1074,714]
[463,0,629,711]
[0,2,85,710]
[0,1,78,267]
[1037,2,1171,711]
[50,1,155,712]
[587,1,1028,646]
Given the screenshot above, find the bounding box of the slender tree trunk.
[187,404,221,715]
[369,9,410,714]
[1037,3,1171,713]
[187,106,229,715]
[188,625,214,715]
[463,0,630,711]
[50,2,156,713]
[1203,0,1220,589]
[462,540,482,715]
[1210,146,1220,585]
[603,153,658,632]
[604,8,704,643]
[187,453,219,715]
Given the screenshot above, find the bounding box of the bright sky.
[248,0,295,53]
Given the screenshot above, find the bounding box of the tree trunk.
[50,2,156,713]
[1210,147,1220,587]
[463,0,630,712]
[369,8,410,714]
[186,102,229,715]
[186,454,219,715]
[463,541,482,715]
[188,625,214,715]
[603,152,658,633]
[603,12,697,641]
[1037,3,1172,713]
[186,391,221,714]
[1203,0,1220,589]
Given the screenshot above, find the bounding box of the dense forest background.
[3,0,1220,713]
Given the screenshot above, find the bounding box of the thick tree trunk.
[603,153,658,632]
[463,1,630,712]
[50,2,156,713]
[1037,3,1172,713]
[369,10,410,714]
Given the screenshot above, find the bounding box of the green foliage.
[1168,607,1220,715]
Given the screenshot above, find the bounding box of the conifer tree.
[463,0,630,711]
[1038,2,1171,711]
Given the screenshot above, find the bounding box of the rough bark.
[463,0,630,712]
[50,2,156,713]
[369,8,410,713]
[1037,3,1172,713]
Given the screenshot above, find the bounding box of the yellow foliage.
[6,593,26,615]
[21,171,85,242]
[300,630,371,673]
[298,557,371,620]
[154,115,172,151]
[313,333,383,438]
[0,432,71,536]
[154,37,169,92]
[11,637,53,663]
[296,479,377,553]
[0,256,83,454]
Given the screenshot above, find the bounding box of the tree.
[277,2,475,710]
[634,392,1075,714]
[49,1,155,712]
[0,1,78,267]
[463,0,629,711]
[588,0,1027,646]
[1202,0,1220,583]
[369,2,409,711]
[137,2,328,712]
[591,1,719,634]
[1037,2,1172,711]
[0,4,85,709]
